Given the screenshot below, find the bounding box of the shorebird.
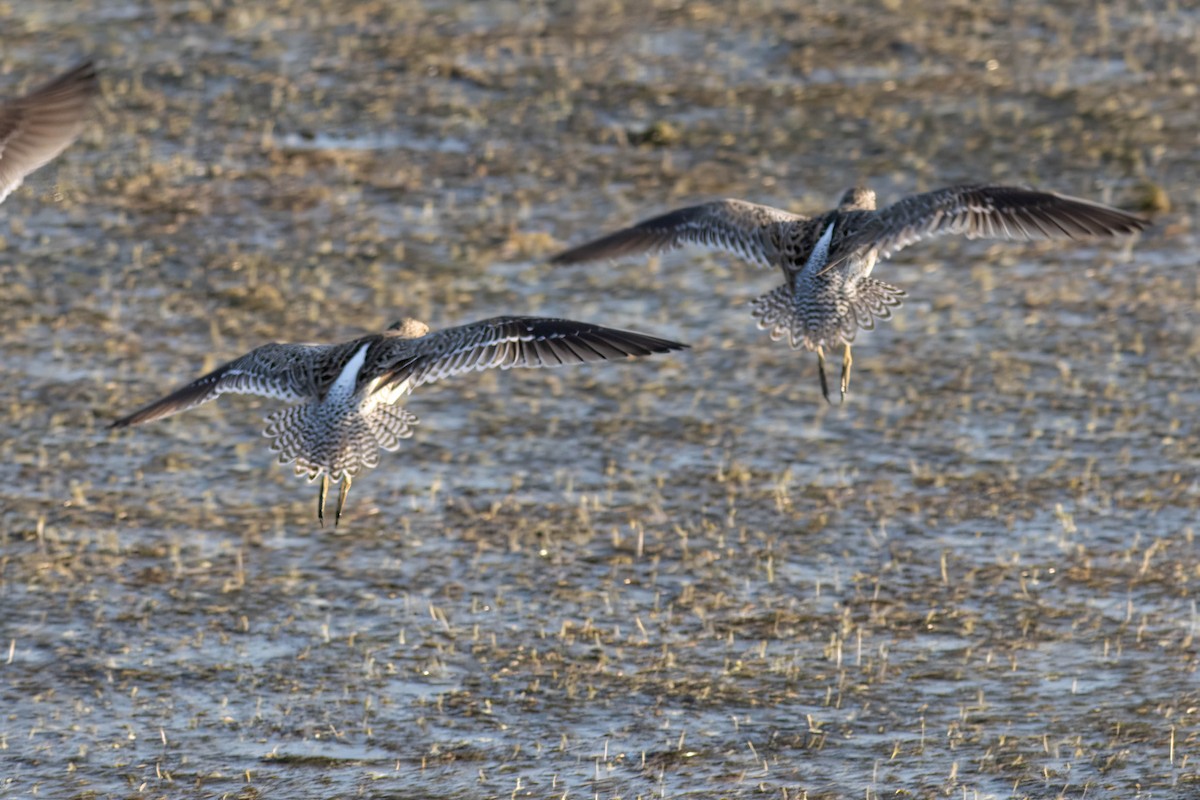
[1,61,98,207]
[111,316,688,525]
[550,185,1148,403]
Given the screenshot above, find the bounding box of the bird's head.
[838,186,877,211]
[387,318,431,338]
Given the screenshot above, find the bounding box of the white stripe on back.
[328,343,371,401]
[801,220,836,274]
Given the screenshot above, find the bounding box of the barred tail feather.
[263,404,409,482]
[850,278,906,331]
[750,285,810,350]
[365,404,419,451]
[750,278,906,351]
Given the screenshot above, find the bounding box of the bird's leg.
[840,342,853,403]
[317,473,329,527]
[816,345,833,405]
[335,474,352,527]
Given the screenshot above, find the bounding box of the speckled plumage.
[1,61,98,206]
[551,184,1147,402]
[112,316,688,524]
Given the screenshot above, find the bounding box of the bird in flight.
[112,316,688,525]
[550,184,1147,403]
[1,60,98,207]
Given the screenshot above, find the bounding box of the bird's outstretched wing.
[0,60,99,205]
[857,184,1148,261]
[376,316,687,395]
[549,199,806,269]
[111,343,335,427]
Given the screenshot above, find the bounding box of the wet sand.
[1,1,1197,798]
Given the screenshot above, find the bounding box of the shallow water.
[1,1,1198,798]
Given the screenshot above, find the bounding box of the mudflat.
[1,2,1195,798]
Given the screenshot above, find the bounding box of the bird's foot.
[335,475,352,527]
[839,342,853,404]
[817,346,834,405]
[317,473,329,526]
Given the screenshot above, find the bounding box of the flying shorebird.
[111,316,688,525]
[550,185,1148,403]
[1,60,98,207]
